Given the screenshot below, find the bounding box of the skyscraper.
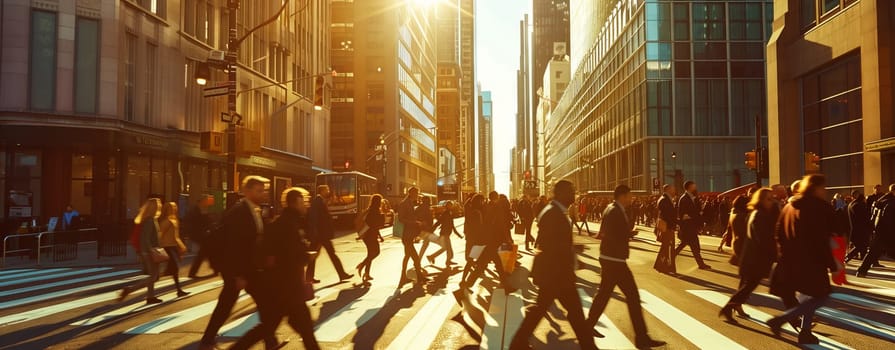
[459,0,477,195]
[531,0,570,175]
[478,90,494,194]
[513,14,531,197]
[437,0,466,194]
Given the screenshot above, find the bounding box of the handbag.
[498,243,518,274]
[149,247,169,263]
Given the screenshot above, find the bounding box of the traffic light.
[314,76,324,110]
[759,148,770,178]
[744,150,757,170]
[344,159,350,170]
[805,152,821,173]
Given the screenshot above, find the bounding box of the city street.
[1,219,894,350]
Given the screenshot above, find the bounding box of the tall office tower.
[478,90,494,194]
[459,0,477,195]
[531,0,570,176]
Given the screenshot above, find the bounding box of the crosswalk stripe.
[830,293,895,316]
[688,290,854,350]
[70,279,223,326]
[578,289,637,349]
[639,289,747,350]
[0,269,35,277]
[816,306,895,342]
[0,267,110,288]
[220,286,341,338]
[386,273,463,350]
[0,275,143,323]
[124,292,251,334]
[313,285,398,342]
[480,288,507,350]
[501,294,525,350]
[0,269,139,298]
[0,268,69,283]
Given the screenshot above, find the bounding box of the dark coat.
[218,200,263,278]
[464,206,485,245]
[517,199,534,221]
[433,210,460,237]
[397,198,420,243]
[848,199,872,247]
[739,209,777,280]
[415,204,434,232]
[308,195,334,242]
[657,194,677,228]
[363,209,385,239]
[599,202,634,260]
[770,195,837,298]
[531,201,576,286]
[677,193,702,240]
[727,210,749,265]
[263,207,309,271]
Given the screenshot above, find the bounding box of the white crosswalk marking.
[386,273,463,350]
[830,292,895,316]
[578,289,636,349]
[0,268,68,282]
[0,267,110,288]
[0,268,35,277]
[639,289,747,350]
[70,279,222,326]
[313,285,398,342]
[688,290,854,350]
[0,277,145,327]
[480,288,507,350]
[0,272,141,311]
[816,307,895,342]
[124,292,251,334]
[0,269,138,298]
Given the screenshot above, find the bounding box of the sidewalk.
[1,241,141,270]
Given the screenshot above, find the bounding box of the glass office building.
[545,0,772,193]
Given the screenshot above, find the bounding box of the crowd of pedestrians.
[110,172,893,349]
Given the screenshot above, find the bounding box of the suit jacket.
[657,194,677,232]
[531,201,576,286]
[219,200,263,278]
[397,198,420,242]
[599,202,634,260]
[677,193,702,239]
[308,195,334,242]
[263,207,309,271]
[517,199,534,221]
[771,195,836,298]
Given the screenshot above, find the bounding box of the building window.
[692,3,725,41]
[30,11,57,111]
[138,0,166,17]
[74,17,99,114]
[802,0,860,30]
[802,54,862,189]
[144,44,157,124]
[729,3,763,40]
[124,33,137,121]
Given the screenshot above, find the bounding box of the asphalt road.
[1,219,894,350]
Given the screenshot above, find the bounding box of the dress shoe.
[734,305,750,318]
[767,317,784,337]
[309,277,321,283]
[635,337,666,349]
[698,264,712,270]
[719,305,736,323]
[117,289,131,302]
[145,297,163,305]
[339,273,355,281]
[855,271,868,278]
[176,290,191,297]
[872,263,885,268]
[798,332,820,344]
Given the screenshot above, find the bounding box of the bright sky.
[476,0,530,195]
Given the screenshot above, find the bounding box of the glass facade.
[546,0,772,193]
[802,54,863,190]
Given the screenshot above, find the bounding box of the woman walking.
[427,201,465,268]
[356,195,385,283]
[720,188,777,322]
[767,175,841,344]
[158,202,190,297]
[119,198,164,304]
[460,194,485,283]
[724,196,750,265]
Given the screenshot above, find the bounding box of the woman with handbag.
[356,195,385,284]
[119,198,165,305]
[159,202,190,297]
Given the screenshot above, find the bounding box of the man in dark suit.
[653,184,677,274]
[306,185,353,283]
[586,185,665,349]
[517,195,535,251]
[397,187,426,285]
[510,180,596,350]
[674,180,712,270]
[199,176,278,350]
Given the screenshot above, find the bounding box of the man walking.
[186,194,215,278]
[510,181,597,350]
[856,184,895,278]
[199,176,277,350]
[397,187,427,285]
[675,181,712,270]
[653,184,677,274]
[306,185,353,283]
[586,185,665,349]
[517,195,535,251]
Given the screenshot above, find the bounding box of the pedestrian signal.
[805,152,821,173]
[744,151,757,170]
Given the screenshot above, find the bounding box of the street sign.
[523,180,537,189]
[203,85,229,97]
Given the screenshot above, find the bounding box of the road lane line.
[386,273,463,350]
[688,290,853,350]
[816,306,895,342]
[640,289,747,350]
[0,269,138,298]
[0,268,69,283]
[0,276,143,326]
[578,289,636,349]
[70,279,223,326]
[480,288,506,350]
[0,267,110,288]
[124,292,251,334]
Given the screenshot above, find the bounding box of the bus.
[315,171,378,224]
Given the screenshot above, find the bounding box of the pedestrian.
[674,180,712,270]
[516,195,535,251]
[417,196,436,258]
[653,184,677,274]
[186,194,216,278]
[306,185,354,283]
[199,176,278,350]
[460,194,485,284]
[586,185,665,349]
[768,175,841,345]
[427,201,464,268]
[856,184,895,277]
[62,204,80,230]
[720,188,777,323]
[158,202,189,297]
[578,199,591,234]
[867,184,884,207]
[356,194,386,283]
[509,180,597,350]
[459,193,515,294]
[397,187,427,286]
[722,196,750,265]
[845,191,872,262]
[231,187,320,350]
[118,198,164,305]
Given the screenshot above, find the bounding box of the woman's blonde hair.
[134,198,162,224]
[747,188,773,211]
[161,202,179,225]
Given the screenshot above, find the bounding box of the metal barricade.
[2,233,40,267]
[2,228,102,267]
